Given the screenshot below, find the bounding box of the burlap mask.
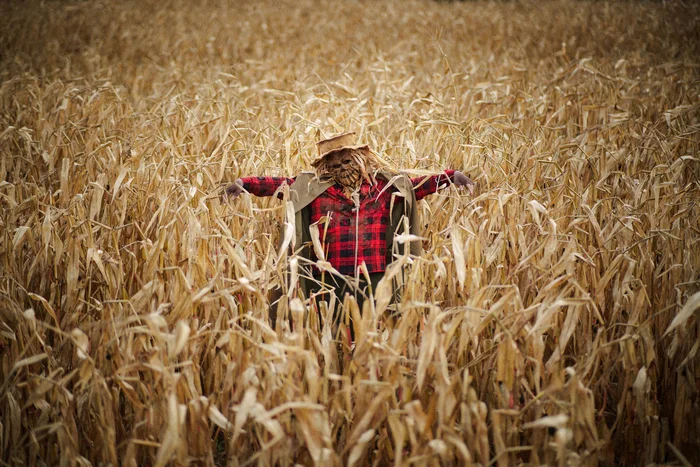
[316,148,376,198]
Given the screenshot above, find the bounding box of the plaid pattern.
[240,176,295,197]
[240,170,455,275]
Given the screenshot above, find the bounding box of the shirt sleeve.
[239,176,295,197]
[411,170,456,201]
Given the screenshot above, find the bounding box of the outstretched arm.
[412,170,475,200]
[225,176,295,199]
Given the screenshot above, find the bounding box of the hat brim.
[311,144,370,167]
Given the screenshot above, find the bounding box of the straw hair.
[1,0,699,466]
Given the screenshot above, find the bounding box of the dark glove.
[224,179,245,199]
[453,171,475,194]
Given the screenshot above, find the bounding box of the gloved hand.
[224,179,245,199]
[453,171,475,195]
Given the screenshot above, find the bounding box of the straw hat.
[311,132,369,167]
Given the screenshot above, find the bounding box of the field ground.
[1,0,699,465]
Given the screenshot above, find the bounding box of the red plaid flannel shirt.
[240,170,456,275]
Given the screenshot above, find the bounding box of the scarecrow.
[225,132,475,332]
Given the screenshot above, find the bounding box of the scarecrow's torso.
[239,170,455,275]
[308,179,398,275]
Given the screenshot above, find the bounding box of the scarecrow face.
[325,151,355,173]
[322,149,363,189]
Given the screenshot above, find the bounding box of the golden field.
[1,0,699,465]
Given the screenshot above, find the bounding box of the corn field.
[1,0,699,465]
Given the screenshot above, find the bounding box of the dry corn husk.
[1,0,699,465]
